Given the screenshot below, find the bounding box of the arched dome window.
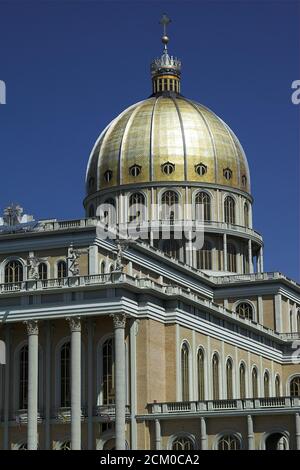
[161,162,175,175]
[129,164,141,177]
[197,348,205,401]
[38,263,48,281]
[161,190,179,222]
[239,363,246,399]
[218,434,241,450]
[196,241,212,270]
[252,367,258,398]
[224,196,235,224]
[226,358,233,399]
[181,343,189,401]
[104,170,113,182]
[172,436,194,450]
[212,353,219,400]
[5,260,23,283]
[236,302,253,320]
[129,192,146,223]
[227,243,236,272]
[264,371,270,398]
[101,198,116,226]
[195,163,207,176]
[244,202,249,227]
[195,192,211,222]
[223,168,232,180]
[290,376,300,397]
[241,175,247,187]
[275,375,281,397]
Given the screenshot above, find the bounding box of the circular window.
[162,162,175,175]
[195,163,207,176]
[129,164,141,177]
[223,168,232,180]
[241,175,247,186]
[104,170,113,182]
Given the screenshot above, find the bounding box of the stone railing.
[94,405,131,418]
[40,218,98,231]
[211,271,300,288]
[280,332,300,341]
[149,396,300,415]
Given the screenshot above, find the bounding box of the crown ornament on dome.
[151,15,181,94]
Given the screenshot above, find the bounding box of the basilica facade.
[0,20,300,451]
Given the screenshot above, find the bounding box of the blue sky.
[0,0,299,279]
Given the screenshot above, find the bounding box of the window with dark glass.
[195,191,211,221]
[38,263,48,281]
[60,342,71,407]
[57,261,67,279]
[19,345,28,409]
[103,338,115,404]
[5,260,23,283]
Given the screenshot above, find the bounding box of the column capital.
[24,320,39,336]
[111,313,126,329]
[67,316,81,332]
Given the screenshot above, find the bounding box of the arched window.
[5,260,23,283]
[218,434,241,450]
[252,368,258,398]
[224,196,235,224]
[161,190,179,222]
[239,363,246,399]
[181,343,189,401]
[100,261,106,275]
[212,353,219,400]
[109,264,114,273]
[172,436,194,450]
[38,263,48,281]
[19,345,28,409]
[57,261,67,279]
[236,302,253,320]
[196,241,212,270]
[290,377,300,397]
[88,204,95,218]
[103,338,115,404]
[275,375,281,397]
[129,192,145,223]
[60,342,71,407]
[101,198,116,226]
[226,358,233,399]
[227,243,236,272]
[162,239,180,259]
[264,371,270,398]
[195,192,211,222]
[244,203,249,227]
[290,310,293,332]
[297,311,300,333]
[197,349,205,401]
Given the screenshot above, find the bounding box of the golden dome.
[86,95,250,195]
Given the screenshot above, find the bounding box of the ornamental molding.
[24,320,39,335]
[66,316,81,332]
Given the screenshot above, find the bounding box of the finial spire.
[160,14,171,51]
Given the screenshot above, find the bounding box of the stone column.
[45,322,52,449]
[259,246,264,273]
[247,414,255,450]
[155,419,161,450]
[112,313,126,450]
[3,325,10,449]
[87,319,94,450]
[200,417,208,450]
[67,317,81,450]
[248,240,253,273]
[223,233,227,271]
[296,412,300,450]
[25,320,39,450]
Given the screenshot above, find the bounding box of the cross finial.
[159,14,171,51]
